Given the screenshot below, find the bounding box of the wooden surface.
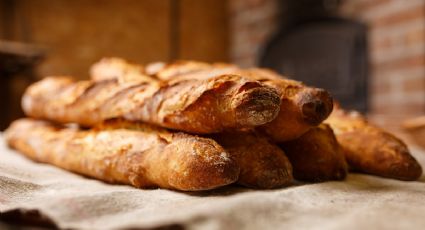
[179,0,229,62]
[12,0,171,79]
[0,0,229,128]
[4,0,229,79]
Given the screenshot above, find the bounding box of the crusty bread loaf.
[211,132,293,188]
[281,124,348,182]
[90,58,333,142]
[100,119,293,189]
[22,73,281,133]
[237,68,334,142]
[325,107,422,181]
[173,65,333,142]
[5,118,240,191]
[90,57,156,83]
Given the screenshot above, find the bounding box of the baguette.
[5,118,239,191]
[325,108,422,181]
[143,60,334,142]
[100,120,293,189]
[281,124,348,182]
[91,58,333,141]
[238,68,334,142]
[90,57,156,83]
[211,132,293,188]
[22,74,281,133]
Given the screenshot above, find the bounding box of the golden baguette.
[156,61,334,141]
[211,132,293,188]
[281,124,348,182]
[5,118,240,191]
[90,57,156,83]
[91,58,333,142]
[236,68,334,142]
[22,74,281,133]
[162,64,334,142]
[325,108,422,181]
[100,120,293,189]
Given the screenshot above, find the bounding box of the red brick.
[372,5,425,27]
[372,102,424,116]
[371,103,397,115]
[371,78,392,94]
[357,0,392,10]
[398,103,425,115]
[373,36,393,50]
[402,76,425,92]
[404,27,425,46]
[375,54,425,71]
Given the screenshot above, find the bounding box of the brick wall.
[229,0,425,117]
[340,0,425,116]
[228,0,281,67]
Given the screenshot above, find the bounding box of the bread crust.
[281,124,348,182]
[99,120,293,189]
[239,68,334,142]
[211,132,293,188]
[325,108,422,181]
[90,57,155,83]
[139,60,333,142]
[5,118,240,191]
[22,74,281,134]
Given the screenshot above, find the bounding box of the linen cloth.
[1,134,425,230]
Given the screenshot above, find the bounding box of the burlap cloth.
[1,134,425,230]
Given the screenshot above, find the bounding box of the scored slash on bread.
[6,57,422,193]
[233,68,334,142]
[22,74,281,133]
[103,120,294,189]
[90,58,334,142]
[6,118,294,190]
[5,118,240,191]
[148,60,334,142]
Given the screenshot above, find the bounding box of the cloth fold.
[1,135,425,230]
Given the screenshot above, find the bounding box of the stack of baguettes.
[5,58,423,191]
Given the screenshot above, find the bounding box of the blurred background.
[0,0,424,131]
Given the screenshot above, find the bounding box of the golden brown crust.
[145,60,333,142]
[153,61,237,82]
[88,57,337,165]
[90,57,155,83]
[100,120,293,189]
[325,108,422,181]
[90,58,333,141]
[5,118,240,191]
[233,68,334,142]
[281,124,348,182]
[22,74,281,133]
[210,132,293,189]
